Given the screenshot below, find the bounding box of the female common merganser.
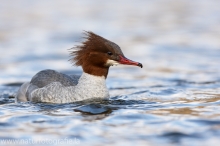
[15,31,143,103]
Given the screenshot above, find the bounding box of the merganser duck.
[15,31,143,103]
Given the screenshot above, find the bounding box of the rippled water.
[0,0,220,146]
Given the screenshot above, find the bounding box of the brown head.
[70,31,143,78]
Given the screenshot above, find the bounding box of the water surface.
[0,0,220,146]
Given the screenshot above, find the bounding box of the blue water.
[0,0,220,146]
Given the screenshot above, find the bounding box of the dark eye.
[107,52,113,56]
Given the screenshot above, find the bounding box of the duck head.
[70,31,142,78]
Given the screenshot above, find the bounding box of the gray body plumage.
[15,69,109,103]
[31,70,79,87]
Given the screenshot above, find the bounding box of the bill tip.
[138,63,143,68]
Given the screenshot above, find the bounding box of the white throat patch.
[106,59,119,66]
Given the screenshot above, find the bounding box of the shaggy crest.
[69,31,123,67]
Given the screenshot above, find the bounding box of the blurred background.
[0,0,219,84]
[1,1,220,146]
